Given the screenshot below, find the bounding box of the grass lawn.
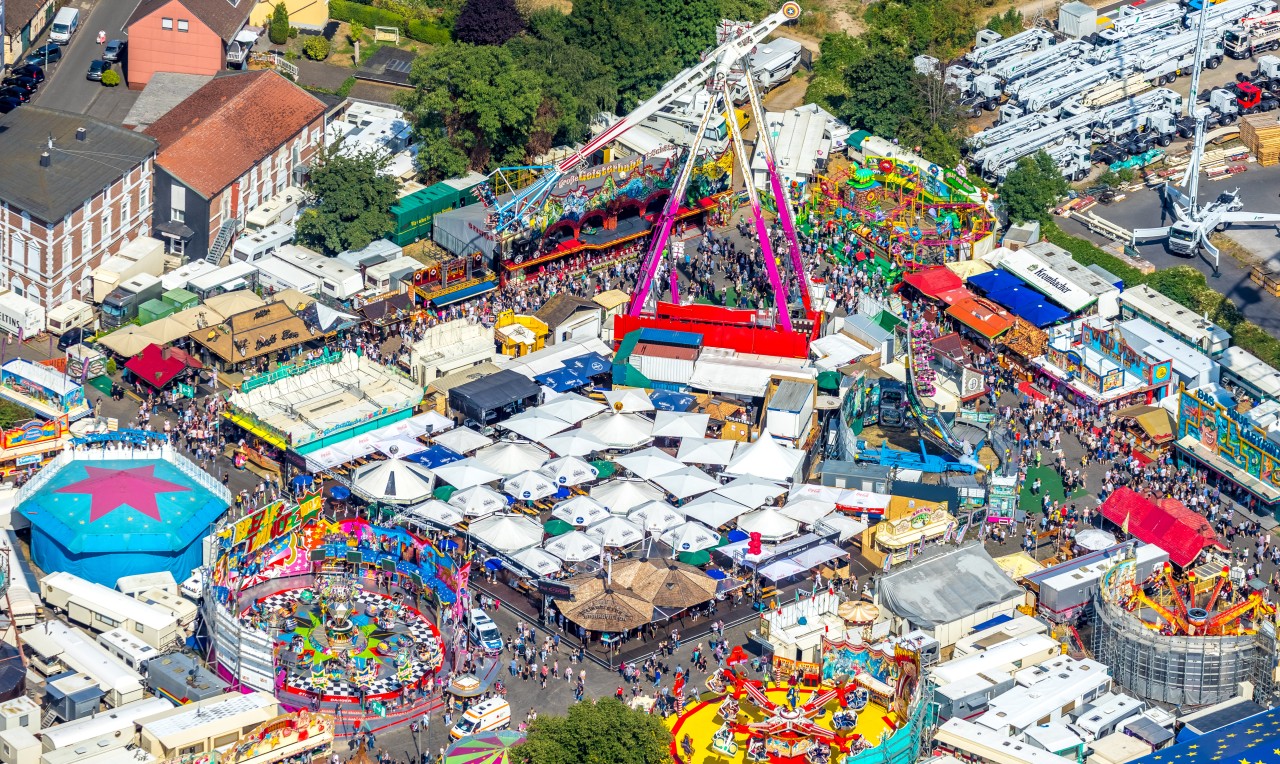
[1018,465,1088,514]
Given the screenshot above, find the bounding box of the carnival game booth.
[0,358,90,421]
[669,615,927,764]
[0,415,72,480]
[1175,384,1280,518]
[18,444,231,585]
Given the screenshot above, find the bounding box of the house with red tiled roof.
[126,0,257,88]
[145,71,326,263]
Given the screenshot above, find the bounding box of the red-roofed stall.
[124,343,203,390]
[1100,487,1227,567]
[900,266,964,301]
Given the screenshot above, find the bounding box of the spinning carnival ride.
[476,2,822,357]
[1101,559,1275,637]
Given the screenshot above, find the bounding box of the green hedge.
[330,0,408,32]
[407,20,451,44]
[1041,221,1148,287]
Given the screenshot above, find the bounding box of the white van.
[50,7,79,43]
[467,609,504,655]
[450,698,510,740]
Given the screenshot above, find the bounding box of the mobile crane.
[964,28,1056,71]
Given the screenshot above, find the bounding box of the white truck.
[1224,9,1280,57]
[0,291,46,338]
[91,235,165,303]
[964,28,1057,72]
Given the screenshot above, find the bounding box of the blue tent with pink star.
[19,454,230,585]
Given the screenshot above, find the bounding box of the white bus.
[185,262,260,301]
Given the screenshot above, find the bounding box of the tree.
[1000,150,1069,223]
[400,43,542,179]
[348,20,364,43]
[269,2,290,45]
[653,0,719,68]
[302,34,330,60]
[568,0,678,110]
[986,8,1024,37]
[511,698,672,764]
[454,0,527,45]
[836,42,920,138]
[506,15,618,146]
[295,143,399,255]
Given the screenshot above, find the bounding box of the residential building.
[3,0,58,66]
[248,0,329,31]
[125,0,257,89]
[0,107,157,309]
[535,293,604,344]
[145,71,326,263]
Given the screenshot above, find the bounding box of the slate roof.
[0,107,157,224]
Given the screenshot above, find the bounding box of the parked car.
[25,43,61,66]
[86,59,110,81]
[0,98,21,114]
[2,77,37,94]
[10,65,44,83]
[0,88,31,104]
[103,39,125,62]
[57,327,88,351]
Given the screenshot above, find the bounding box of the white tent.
[474,440,550,476]
[433,426,493,454]
[552,495,611,526]
[716,475,787,509]
[433,457,503,490]
[653,466,720,500]
[404,499,463,527]
[779,498,838,526]
[580,412,653,449]
[448,485,510,518]
[498,409,572,442]
[470,513,544,553]
[586,516,645,548]
[614,447,685,480]
[540,430,607,458]
[504,470,558,502]
[591,479,665,515]
[676,437,737,466]
[374,437,428,459]
[651,411,709,439]
[724,435,805,482]
[815,512,868,542]
[511,547,562,577]
[736,507,801,542]
[350,459,435,505]
[627,500,686,533]
[539,393,607,424]
[661,521,720,554]
[539,455,599,486]
[544,530,603,562]
[603,388,654,413]
[681,493,752,528]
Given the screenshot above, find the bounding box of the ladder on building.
[206,220,237,265]
[40,705,58,727]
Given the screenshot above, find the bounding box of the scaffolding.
[1091,594,1277,707]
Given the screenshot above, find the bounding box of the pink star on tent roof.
[56,465,190,522]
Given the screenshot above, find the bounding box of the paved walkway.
[295,59,355,91]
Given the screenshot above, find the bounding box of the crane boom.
[489,2,802,233]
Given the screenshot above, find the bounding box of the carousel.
[668,639,922,764]
[244,574,444,703]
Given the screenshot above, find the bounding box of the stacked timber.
[1241,114,1280,166]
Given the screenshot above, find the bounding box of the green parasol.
[434,485,457,501]
[543,518,574,536]
[590,460,617,480]
[677,550,711,566]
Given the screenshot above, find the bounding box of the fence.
[16,444,232,508]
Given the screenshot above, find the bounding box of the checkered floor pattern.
[247,587,442,699]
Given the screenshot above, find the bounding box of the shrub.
[330,0,408,32]
[302,34,331,60]
[288,26,299,38]
[348,21,364,43]
[269,2,290,44]
[407,19,451,43]
[1040,221,1147,287]
[106,358,117,375]
[100,69,121,87]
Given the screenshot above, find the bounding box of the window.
[177,19,189,31]
[139,180,150,212]
[220,193,231,225]
[62,239,71,266]
[82,222,92,257]
[101,211,112,241]
[213,734,239,749]
[121,192,131,226]
[178,746,201,757]
[171,207,185,223]
[10,235,24,268]
[96,613,119,628]
[20,211,30,233]
[161,17,173,29]
[134,622,144,634]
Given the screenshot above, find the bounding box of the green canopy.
[677,550,711,566]
[543,518,574,536]
[591,460,617,480]
[817,371,842,392]
[434,485,457,501]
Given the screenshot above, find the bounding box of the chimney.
[75,127,86,142]
[39,152,50,168]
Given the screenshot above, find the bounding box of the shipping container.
[138,299,174,325]
[631,342,697,384]
[162,288,199,312]
[390,176,484,246]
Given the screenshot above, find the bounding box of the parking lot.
[25,0,139,122]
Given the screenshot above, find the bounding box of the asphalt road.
[1059,161,1280,333]
[30,0,140,123]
